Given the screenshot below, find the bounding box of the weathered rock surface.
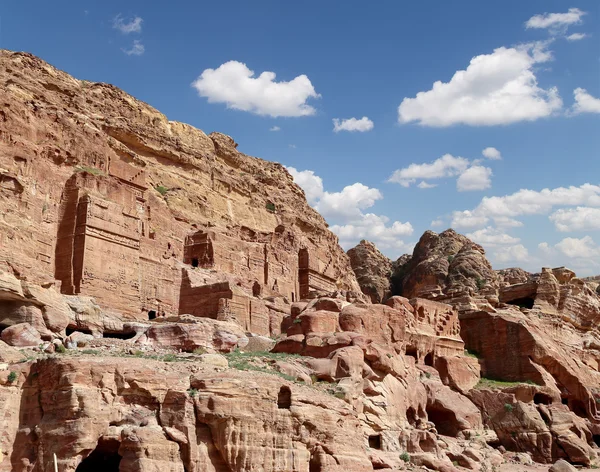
[0,49,363,335]
[347,240,392,303]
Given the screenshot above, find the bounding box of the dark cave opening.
[368,434,382,449]
[406,407,418,427]
[66,326,93,336]
[191,257,199,268]
[103,331,137,340]
[148,310,156,320]
[427,405,460,437]
[506,296,535,309]
[533,393,552,405]
[405,345,418,361]
[593,435,600,448]
[570,399,588,418]
[278,386,291,409]
[76,438,121,472]
[424,352,434,367]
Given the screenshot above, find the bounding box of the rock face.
[0,49,363,332]
[390,229,600,466]
[347,240,392,303]
[2,50,600,471]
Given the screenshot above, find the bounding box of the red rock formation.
[0,50,363,332]
[347,240,392,303]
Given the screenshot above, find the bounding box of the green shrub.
[292,318,302,324]
[56,344,67,354]
[7,371,17,383]
[187,388,198,397]
[476,277,486,290]
[447,255,455,263]
[155,185,168,196]
[265,202,276,212]
[400,452,410,463]
[162,354,178,362]
[504,403,514,413]
[193,347,207,355]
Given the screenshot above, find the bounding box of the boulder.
[1,323,41,347]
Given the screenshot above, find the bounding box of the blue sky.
[2,1,599,274]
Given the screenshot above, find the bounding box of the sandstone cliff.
[347,240,393,303]
[0,49,362,329]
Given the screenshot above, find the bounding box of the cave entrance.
[533,393,552,405]
[368,434,381,449]
[424,352,434,367]
[148,310,156,320]
[507,297,534,309]
[278,386,291,409]
[593,435,600,448]
[253,282,261,297]
[103,331,137,340]
[66,327,93,337]
[426,405,460,437]
[191,258,199,268]
[76,438,121,472]
[570,399,588,418]
[405,345,418,362]
[406,407,417,427]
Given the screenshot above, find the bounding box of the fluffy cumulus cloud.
[456,166,492,192]
[431,219,444,227]
[287,168,413,255]
[331,215,414,253]
[566,33,588,41]
[122,40,145,56]
[482,147,502,160]
[269,126,281,132]
[192,61,320,117]
[494,244,529,263]
[388,154,469,187]
[525,8,585,32]
[451,210,490,229]
[389,153,495,192]
[397,43,562,127]
[555,236,600,259]
[285,167,323,205]
[549,207,600,232]
[113,14,143,34]
[466,227,520,247]
[451,184,600,230]
[332,116,374,133]
[570,88,600,115]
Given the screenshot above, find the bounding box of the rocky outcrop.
[0,49,363,335]
[391,229,499,312]
[347,240,392,303]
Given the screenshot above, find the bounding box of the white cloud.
[482,147,502,160]
[549,207,600,232]
[418,181,437,189]
[538,242,553,255]
[397,43,562,127]
[494,244,529,263]
[566,33,588,41]
[286,167,323,205]
[431,219,444,227]
[270,126,281,132]
[494,216,523,228]
[289,144,297,149]
[570,88,600,115]
[332,116,374,133]
[332,214,414,253]
[454,184,600,231]
[122,40,145,56]
[555,236,600,258]
[525,8,585,31]
[466,227,520,247]
[451,210,489,229]
[192,61,320,117]
[316,183,383,222]
[388,154,469,187]
[113,14,143,34]
[287,168,413,256]
[456,166,492,192]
